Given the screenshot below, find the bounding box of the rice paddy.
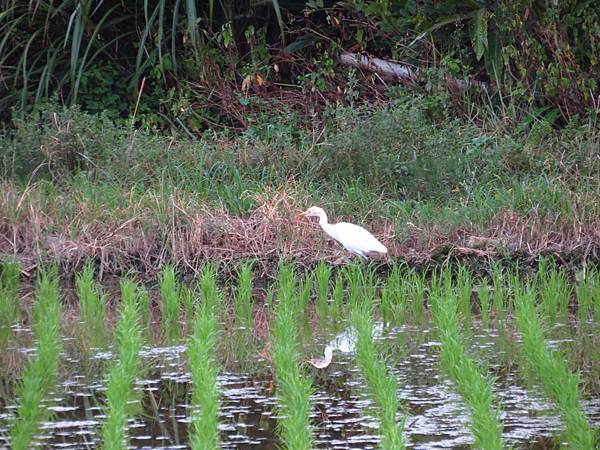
[0,260,598,449]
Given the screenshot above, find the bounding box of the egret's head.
[299,206,325,218]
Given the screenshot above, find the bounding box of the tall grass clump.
[10,268,61,450]
[100,278,143,450]
[0,259,21,346]
[188,298,220,449]
[514,283,596,449]
[431,280,503,450]
[271,263,314,450]
[159,264,181,343]
[537,258,572,322]
[233,262,254,331]
[75,262,108,348]
[351,298,404,449]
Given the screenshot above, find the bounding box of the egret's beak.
[296,211,307,219]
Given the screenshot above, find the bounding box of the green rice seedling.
[478,280,491,326]
[199,263,220,313]
[138,286,151,337]
[298,275,312,316]
[75,262,108,349]
[455,265,473,322]
[233,262,254,331]
[10,268,61,450]
[432,286,503,450]
[159,264,181,343]
[330,273,345,323]
[408,271,426,323]
[101,278,143,450]
[344,262,364,310]
[188,302,220,450]
[575,270,596,322]
[538,259,572,322]
[272,263,314,450]
[491,263,506,325]
[514,284,596,449]
[181,284,196,334]
[351,299,404,449]
[314,261,331,323]
[380,263,406,326]
[0,259,21,346]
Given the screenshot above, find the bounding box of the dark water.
[1,320,599,449]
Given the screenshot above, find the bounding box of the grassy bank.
[1,102,598,276]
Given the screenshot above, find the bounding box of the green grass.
[352,297,404,449]
[188,300,220,449]
[2,103,598,245]
[10,267,62,450]
[159,264,182,343]
[0,259,21,347]
[100,278,143,450]
[514,282,596,449]
[75,261,108,348]
[431,273,504,450]
[271,263,314,450]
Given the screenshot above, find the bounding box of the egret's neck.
[317,211,329,228]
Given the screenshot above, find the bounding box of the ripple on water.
[1,324,599,449]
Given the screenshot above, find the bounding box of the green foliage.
[10,267,61,450]
[349,1,600,118]
[0,0,289,123]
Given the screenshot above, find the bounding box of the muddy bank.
[2,205,598,281]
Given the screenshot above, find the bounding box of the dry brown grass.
[1,182,599,280]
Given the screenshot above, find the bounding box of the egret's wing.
[333,222,387,253]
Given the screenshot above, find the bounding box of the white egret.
[298,206,387,259]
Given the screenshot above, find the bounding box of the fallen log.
[339,52,492,93]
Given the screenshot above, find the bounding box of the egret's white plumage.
[299,206,387,259]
